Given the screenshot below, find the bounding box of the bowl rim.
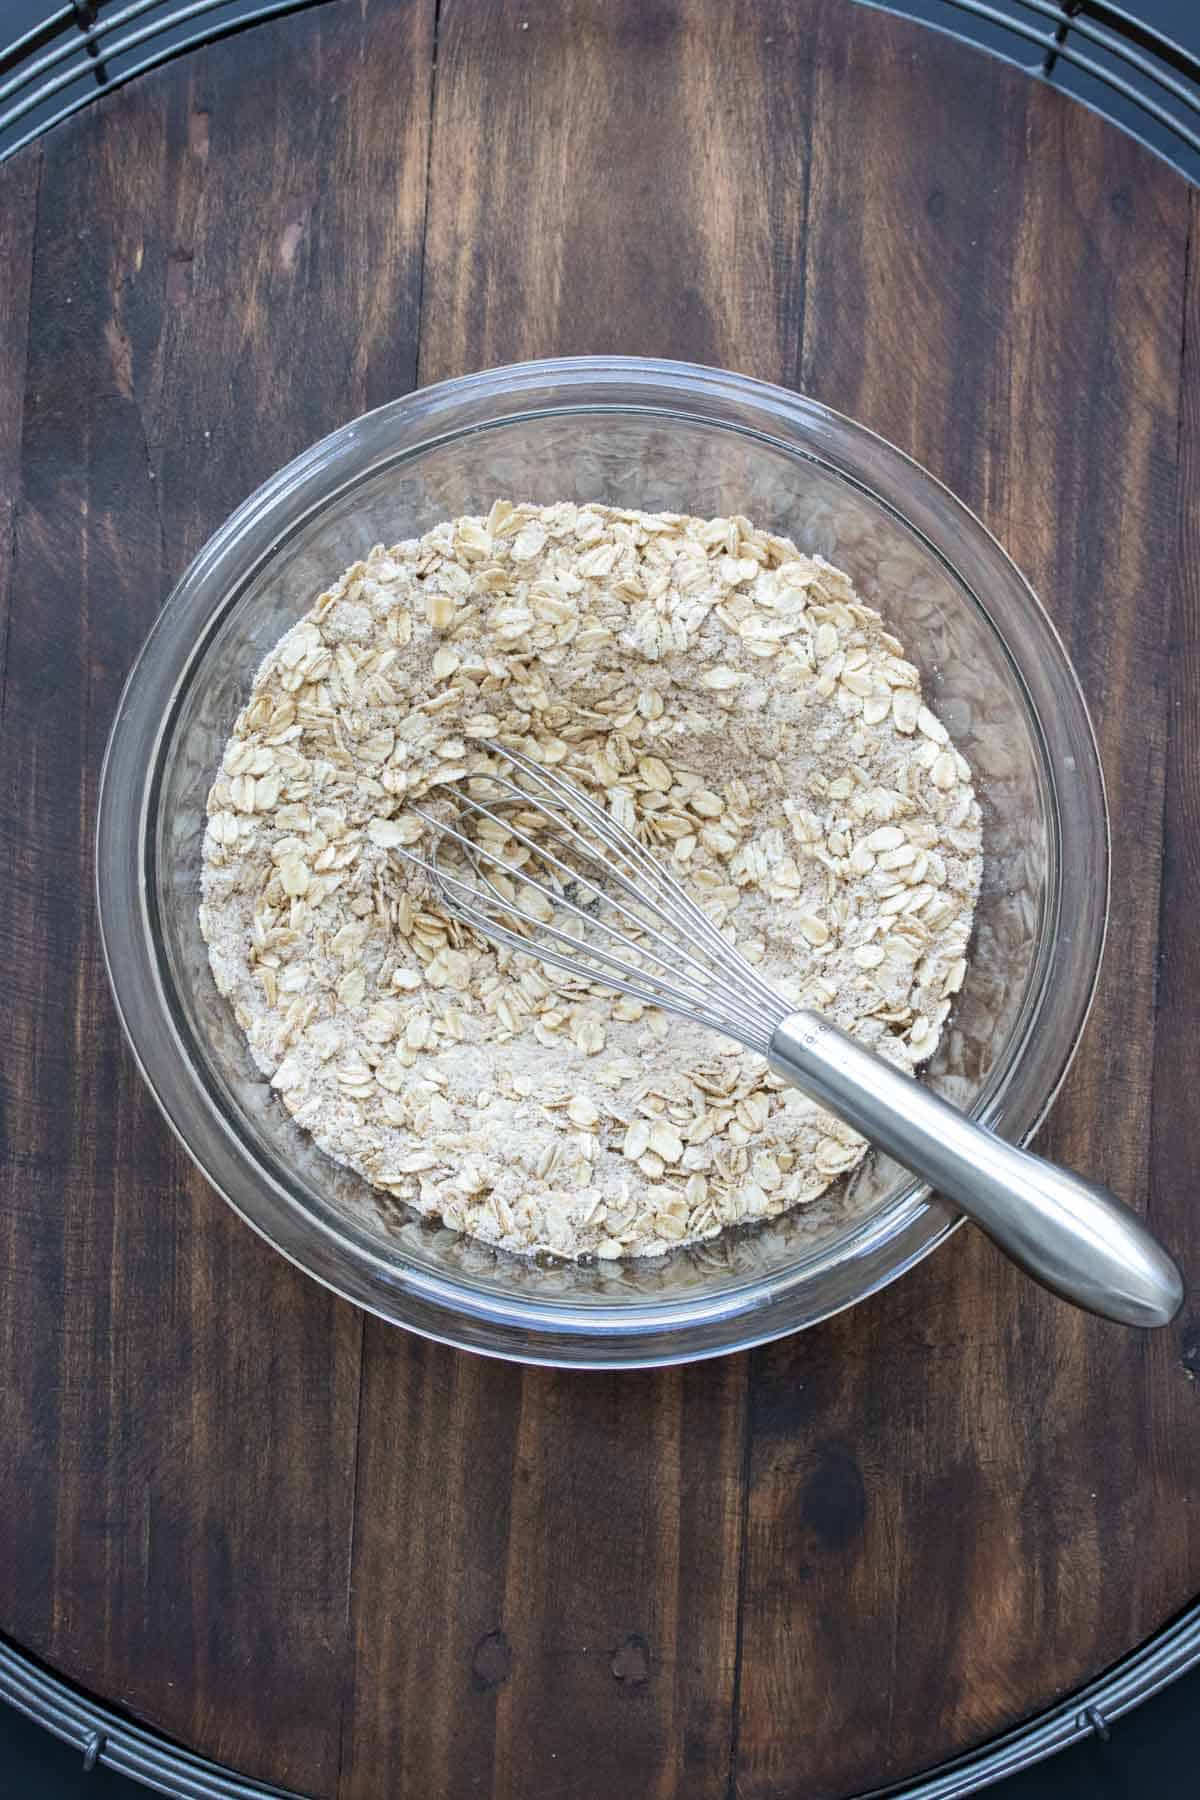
[96,355,1110,1366]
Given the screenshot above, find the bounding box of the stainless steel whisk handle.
[769,1012,1183,1329]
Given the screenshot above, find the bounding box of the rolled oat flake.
[200,501,981,1261]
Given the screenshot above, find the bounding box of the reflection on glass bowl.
[96,358,1108,1366]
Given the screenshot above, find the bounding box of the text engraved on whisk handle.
[767,1012,1183,1329]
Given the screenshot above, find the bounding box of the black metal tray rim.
[1,1,1199,181]
[4,1599,1200,1800]
[0,0,1196,1795]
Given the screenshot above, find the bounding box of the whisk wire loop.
[392,742,792,1055]
[418,783,768,1026]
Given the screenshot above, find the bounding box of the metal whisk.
[395,743,1181,1329]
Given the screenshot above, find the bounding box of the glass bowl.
[96,357,1108,1366]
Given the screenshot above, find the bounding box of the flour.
[199,502,981,1259]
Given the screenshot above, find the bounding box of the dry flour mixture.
[200,503,981,1259]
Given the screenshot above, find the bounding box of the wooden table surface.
[1,2,1198,1796]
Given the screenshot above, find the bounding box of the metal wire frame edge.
[4,1599,1200,1798]
[0,0,1194,1789]
[1062,0,1200,109]
[0,0,1198,170]
[0,0,335,163]
[1,5,77,82]
[868,1597,1200,1797]
[0,1634,295,1799]
[854,0,1200,171]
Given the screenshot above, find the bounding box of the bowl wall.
[99,360,1108,1363]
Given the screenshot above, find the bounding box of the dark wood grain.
[0,2,1197,1798]
[412,0,813,383]
[343,10,782,1794]
[341,1340,746,1800]
[0,152,37,638]
[1145,182,1200,1631]
[732,13,1195,1795]
[0,0,434,1789]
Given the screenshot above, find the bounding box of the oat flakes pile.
[200,502,982,1260]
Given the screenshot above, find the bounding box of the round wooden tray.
[1,3,1197,1796]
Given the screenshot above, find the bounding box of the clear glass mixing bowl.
[96,358,1109,1366]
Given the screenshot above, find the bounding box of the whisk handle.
[768,1011,1182,1329]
